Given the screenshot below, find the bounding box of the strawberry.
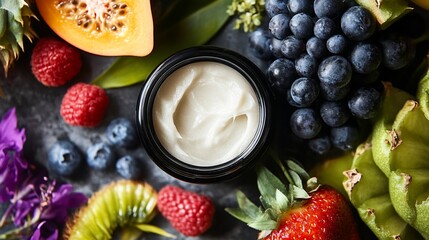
[226,160,360,240]
[31,38,82,87]
[157,185,215,236]
[60,83,109,127]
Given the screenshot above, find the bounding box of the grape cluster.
[249,0,415,154]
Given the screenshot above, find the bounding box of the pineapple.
[0,0,37,76]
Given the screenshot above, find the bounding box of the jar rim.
[136,46,274,183]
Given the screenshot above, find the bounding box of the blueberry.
[249,28,273,59]
[269,14,291,40]
[308,133,332,155]
[341,6,376,41]
[270,37,284,58]
[320,101,350,127]
[281,36,306,59]
[348,87,381,119]
[86,142,115,170]
[106,118,138,148]
[330,121,361,151]
[116,155,141,179]
[306,37,328,59]
[313,0,344,19]
[287,89,307,108]
[265,0,289,18]
[350,42,382,74]
[287,0,313,15]
[318,55,352,88]
[267,58,297,94]
[295,54,318,77]
[290,77,319,107]
[319,82,351,101]
[48,140,82,177]
[290,108,322,139]
[314,18,337,40]
[289,13,314,39]
[378,35,416,70]
[326,34,348,54]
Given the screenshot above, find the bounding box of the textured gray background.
[0,17,272,239]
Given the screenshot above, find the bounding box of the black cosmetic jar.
[136,46,274,183]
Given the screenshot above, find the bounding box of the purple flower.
[0,108,87,240]
[30,221,58,240]
[0,108,27,202]
[39,182,87,224]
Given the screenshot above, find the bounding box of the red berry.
[31,38,82,87]
[157,185,215,236]
[60,83,109,127]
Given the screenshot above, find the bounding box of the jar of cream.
[136,46,274,183]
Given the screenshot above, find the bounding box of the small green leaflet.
[355,0,412,29]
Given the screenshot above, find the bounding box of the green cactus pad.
[372,82,414,177]
[343,141,423,240]
[386,101,429,238]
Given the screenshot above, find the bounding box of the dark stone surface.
[0,17,273,240]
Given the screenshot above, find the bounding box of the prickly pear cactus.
[343,141,423,240]
[371,82,414,176]
[385,100,429,238]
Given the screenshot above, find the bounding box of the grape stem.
[412,32,429,44]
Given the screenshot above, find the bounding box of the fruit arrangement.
[249,0,427,155]
[0,0,429,239]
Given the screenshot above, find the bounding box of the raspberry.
[60,83,109,127]
[31,38,82,87]
[157,185,215,236]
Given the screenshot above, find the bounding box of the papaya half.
[36,0,154,57]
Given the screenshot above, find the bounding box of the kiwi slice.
[64,180,173,240]
[343,141,423,240]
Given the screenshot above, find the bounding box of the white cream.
[153,61,260,167]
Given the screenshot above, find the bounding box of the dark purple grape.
[378,34,416,70]
[269,14,292,40]
[287,89,307,107]
[308,133,332,155]
[306,37,328,58]
[341,6,376,41]
[318,55,352,88]
[295,54,318,77]
[330,121,361,151]
[290,77,319,106]
[265,0,289,18]
[350,42,382,74]
[319,82,351,101]
[281,35,306,59]
[314,18,337,40]
[326,34,348,54]
[289,13,314,39]
[270,37,284,58]
[287,0,313,14]
[267,58,297,93]
[348,87,381,119]
[320,101,350,127]
[248,28,273,59]
[313,0,344,19]
[290,108,322,139]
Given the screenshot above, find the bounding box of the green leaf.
[0,0,25,24]
[248,210,277,231]
[292,185,310,200]
[287,160,310,181]
[355,0,412,29]
[236,190,262,219]
[275,189,290,212]
[289,170,303,189]
[92,0,231,89]
[257,167,287,210]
